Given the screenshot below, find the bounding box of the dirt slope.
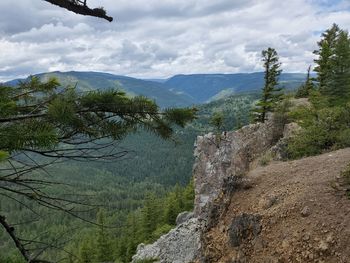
[205,148,350,263]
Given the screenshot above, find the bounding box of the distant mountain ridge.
[164,72,308,103]
[4,71,308,105]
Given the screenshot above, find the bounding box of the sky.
[0,0,349,81]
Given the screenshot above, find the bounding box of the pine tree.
[252,47,282,123]
[95,210,114,262]
[141,193,159,241]
[164,192,181,225]
[330,30,350,105]
[314,23,340,95]
[183,179,195,211]
[296,65,314,98]
[209,111,224,132]
[78,238,95,263]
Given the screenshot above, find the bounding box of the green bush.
[272,98,292,142]
[287,104,350,159]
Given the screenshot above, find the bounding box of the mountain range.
[4,71,308,107]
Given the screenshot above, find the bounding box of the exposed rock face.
[132,98,350,263]
[176,211,194,226]
[132,119,281,263]
[131,218,201,263]
[193,119,279,222]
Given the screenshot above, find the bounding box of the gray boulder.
[176,211,194,226]
[132,218,201,263]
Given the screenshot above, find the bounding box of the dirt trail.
[206,148,350,263]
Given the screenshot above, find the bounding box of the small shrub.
[259,151,273,166]
[272,98,292,142]
[287,104,350,159]
[210,111,225,132]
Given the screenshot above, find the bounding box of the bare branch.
[43,0,113,22]
[0,214,31,262]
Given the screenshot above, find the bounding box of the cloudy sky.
[0,0,349,81]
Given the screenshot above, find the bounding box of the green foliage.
[108,181,195,263]
[0,77,196,155]
[288,24,350,159]
[314,23,340,94]
[272,98,292,141]
[209,111,225,133]
[0,76,197,262]
[0,150,9,161]
[287,104,350,159]
[77,238,95,263]
[313,24,350,106]
[330,30,350,105]
[0,79,254,262]
[96,210,114,262]
[0,254,25,263]
[252,47,283,123]
[295,66,315,98]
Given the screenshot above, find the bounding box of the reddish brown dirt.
[205,148,350,263]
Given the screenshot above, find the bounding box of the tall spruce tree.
[96,210,114,262]
[252,47,282,123]
[330,30,350,105]
[313,23,340,95]
[141,193,159,241]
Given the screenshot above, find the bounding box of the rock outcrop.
[193,119,279,222]
[176,211,194,226]
[131,218,201,263]
[133,118,282,263]
[132,99,350,263]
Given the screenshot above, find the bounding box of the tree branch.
[43,0,113,22]
[0,214,31,262]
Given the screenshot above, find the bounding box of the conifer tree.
[96,210,114,262]
[141,193,159,241]
[209,111,224,132]
[296,65,314,98]
[330,30,350,105]
[183,179,195,211]
[78,238,95,263]
[164,192,181,225]
[252,47,282,123]
[314,23,340,95]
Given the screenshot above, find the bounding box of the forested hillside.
[0,92,258,262]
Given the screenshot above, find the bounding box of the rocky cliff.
[132,118,282,262]
[132,115,350,263]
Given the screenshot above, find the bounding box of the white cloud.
[0,0,349,81]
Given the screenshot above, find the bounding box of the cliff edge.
[132,115,350,263]
[202,148,350,263]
